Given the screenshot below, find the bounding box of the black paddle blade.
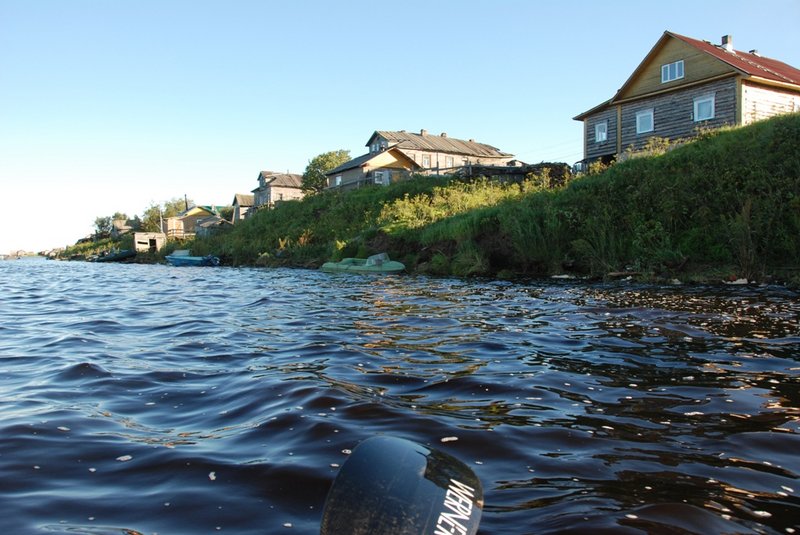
[321,436,483,535]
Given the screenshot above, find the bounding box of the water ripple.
[0,259,798,534]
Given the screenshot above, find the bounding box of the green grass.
[185,113,800,281]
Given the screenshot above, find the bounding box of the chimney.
[440,132,447,138]
[420,129,428,136]
[721,35,734,52]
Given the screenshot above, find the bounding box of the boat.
[94,249,136,263]
[165,250,220,267]
[321,253,404,274]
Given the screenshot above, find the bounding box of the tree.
[140,197,194,233]
[94,216,112,237]
[302,149,350,194]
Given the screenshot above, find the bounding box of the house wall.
[618,38,732,101]
[133,232,166,253]
[329,151,418,190]
[232,204,250,222]
[583,107,619,161]
[270,186,304,204]
[741,81,800,125]
[398,148,513,172]
[619,77,737,152]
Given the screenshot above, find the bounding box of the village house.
[163,205,225,239]
[574,31,800,165]
[231,193,254,223]
[325,147,422,190]
[252,171,304,210]
[326,129,515,190]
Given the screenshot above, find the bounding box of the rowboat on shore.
[165,250,220,267]
[321,253,404,274]
[93,249,136,263]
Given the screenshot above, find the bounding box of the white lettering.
[433,479,476,535]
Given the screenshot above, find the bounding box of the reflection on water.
[0,258,798,534]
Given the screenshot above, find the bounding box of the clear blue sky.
[2,0,799,253]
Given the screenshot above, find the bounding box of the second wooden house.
[326,129,515,190]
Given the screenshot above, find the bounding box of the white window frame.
[374,171,385,185]
[334,175,342,187]
[693,94,715,121]
[661,60,684,83]
[445,156,454,167]
[595,121,608,143]
[422,154,431,168]
[636,108,654,134]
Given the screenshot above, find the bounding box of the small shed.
[134,232,166,253]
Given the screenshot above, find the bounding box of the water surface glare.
[1,258,798,534]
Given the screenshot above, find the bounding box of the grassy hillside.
[197,113,800,282]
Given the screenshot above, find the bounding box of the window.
[374,171,385,185]
[661,60,684,83]
[694,94,715,121]
[335,175,342,187]
[636,109,654,134]
[595,121,608,143]
[445,156,454,167]
[422,154,431,168]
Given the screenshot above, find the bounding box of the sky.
[2,0,799,253]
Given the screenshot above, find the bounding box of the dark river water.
[1,258,798,534]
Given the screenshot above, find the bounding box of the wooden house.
[195,215,232,237]
[325,147,422,190]
[366,129,515,173]
[574,31,800,165]
[231,193,254,223]
[163,206,223,239]
[326,129,515,189]
[252,171,304,209]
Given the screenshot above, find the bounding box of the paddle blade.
[321,436,483,535]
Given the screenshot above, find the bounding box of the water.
[1,258,798,534]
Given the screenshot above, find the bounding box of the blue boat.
[165,250,220,267]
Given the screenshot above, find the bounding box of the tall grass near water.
[199,113,800,281]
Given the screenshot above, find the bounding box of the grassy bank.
[108,113,800,283]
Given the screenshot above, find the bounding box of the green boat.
[321,253,405,274]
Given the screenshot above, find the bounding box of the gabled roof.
[178,205,220,218]
[326,147,422,176]
[257,171,303,189]
[368,130,513,158]
[575,31,800,120]
[232,193,254,207]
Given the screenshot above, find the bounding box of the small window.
[422,154,431,167]
[595,121,608,143]
[445,156,454,167]
[374,171,385,185]
[335,175,342,187]
[636,109,654,134]
[661,60,684,83]
[694,94,715,121]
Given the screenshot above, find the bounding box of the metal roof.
[671,32,800,86]
[368,130,513,158]
[257,171,303,188]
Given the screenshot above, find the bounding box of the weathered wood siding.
[332,151,417,190]
[741,81,800,124]
[618,39,733,101]
[619,77,737,152]
[401,148,513,172]
[583,107,618,161]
